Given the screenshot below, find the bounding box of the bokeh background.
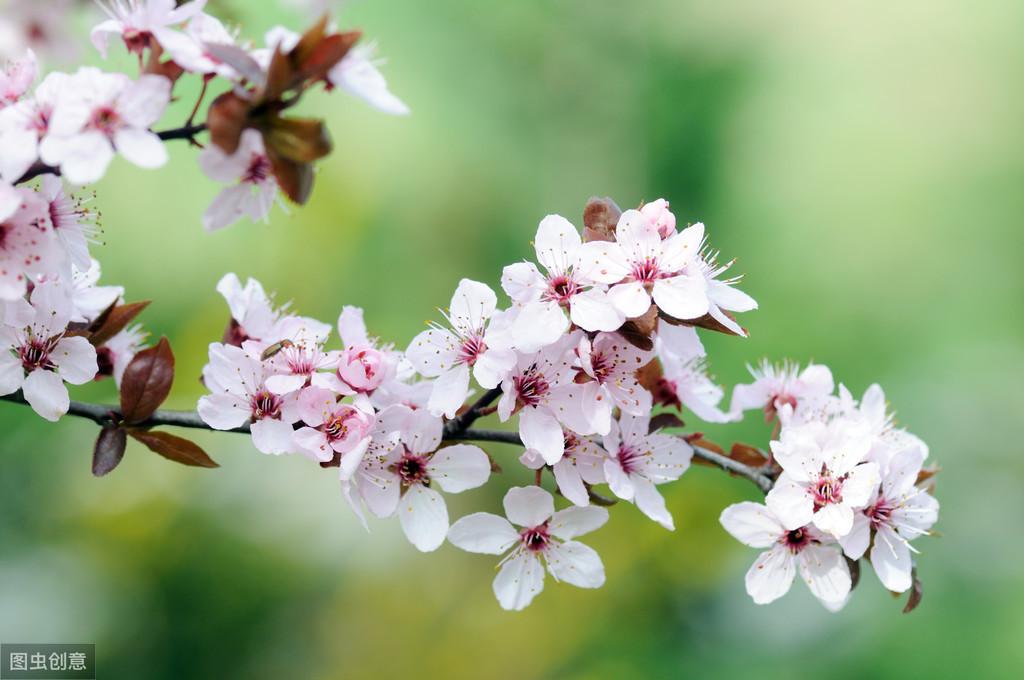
[2,0,1022,678]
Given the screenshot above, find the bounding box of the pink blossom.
[92,0,208,58]
[292,387,375,467]
[654,322,735,423]
[198,129,279,232]
[575,332,653,434]
[96,323,146,387]
[0,50,36,108]
[730,359,835,423]
[314,306,395,396]
[0,71,68,183]
[0,188,63,300]
[328,44,409,115]
[520,428,606,507]
[638,198,675,239]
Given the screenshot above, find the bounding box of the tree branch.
[14,123,209,184]
[0,391,775,493]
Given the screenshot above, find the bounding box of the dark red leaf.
[902,568,923,613]
[92,426,127,477]
[128,429,219,468]
[89,300,150,347]
[119,337,175,424]
[659,309,748,337]
[649,412,685,433]
[265,143,314,204]
[206,91,251,154]
[295,31,361,84]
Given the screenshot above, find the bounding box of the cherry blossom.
[0,280,97,421]
[497,334,594,464]
[37,175,100,272]
[519,428,606,506]
[601,412,692,529]
[92,0,208,58]
[0,2,78,63]
[0,49,36,108]
[328,44,410,115]
[839,442,938,592]
[313,306,396,397]
[216,273,284,346]
[158,12,239,77]
[501,215,623,352]
[694,247,758,337]
[720,501,852,609]
[730,359,835,423]
[0,71,68,183]
[95,324,146,387]
[447,486,608,611]
[292,387,375,469]
[66,259,123,324]
[406,278,515,418]
[0,188,63,300]
[766,418,880,538]
[197,341,301,455]
[580,208,708,322]
[39,68,171,184]
[638,198,676,239]
[575,332,653,434]
[198,129,279,232]
[653,322,735,423]
[261,314,333,397]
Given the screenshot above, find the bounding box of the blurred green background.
[2,0,1022,678]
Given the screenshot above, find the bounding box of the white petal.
[493,552,545,611]
[250,418,296,455]
[552,457,589,507]
[812,502,854,538]
[719,501,785,549]
[197,392,250,430]
[549,505,609,540]
[48,132,114,185]
[839,513,871,560]
[427,443,491,493]
[117,75,171,127]
[22,369,68,421]
[265,372,307,396]
[798,544,852,606]
[765,473,815,530]
[744,545,796,605]
[576,240,629,284]
[337,306,369,347]
[427,363,471,419]
[870,525,913,592]
[510,300,567,352]
[534,214,581,274]
[0,352,24,395]
[447,512,519,554]
[603,457,635,501]
[659,222,704,271]
[842,462,880,509]
[398,484,449,552]
[519,407,565,465]
[113,128,168,169]
[502,485,554,528]
[472,347,516,389]
[651,274,709,320]
[569,287,625,332]
[606,281,651,318]
[405,328,460,378]
[500,261,544,304]
[546,540,605,588]
[632,475,674,530]
[202,185,251,232]
[448,278,497,335]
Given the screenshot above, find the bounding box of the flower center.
[811,469,844,509]
[542,274,579,305]
[395,451,430,486]
[19,336,59,372]
[457,334,487,366]
[89,106,121,136]
[617,444,641,474]
[631,257,662,283]
[867,498,894,529]
[589,350,613,383]
[520,523,551,553]
[323,411,355,442]
[122,28,154,54]
[514,367,550,408]
[782,528,812,554]
[250,390,282,420]
[243,153,272,184]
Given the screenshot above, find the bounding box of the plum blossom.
[836,382,930,460]
[520,429,606,507]
[575,332,653,434]
[694,247,757,337]
[502,215,623,352]
[638,198,676,239]
[328,44,409,115]
[292,387,375,469]
[91,0,208,58]
[0,280,97,421]
[0,2,78,63]
[0,188,63,300]
[313,306,396,397]
[216,273,284,346]
[766,418,880,538]
[0,49,36,108]
[0,71,68,183]
[158,12,238,77]
[197,342,301,455]
[653,322,735,423]
[343,406,491,551]
[261,314,333,397]
[839,442,939,592]
[720,501,852,609]
[406,278,515,418]
[95,324,146,386]
[497,334,594,465]
[66,259,123,324]
[730,360,835,423]
[39,69,171,184]
[37,176,100,272]
[447,486,608,611]
[198,129,280,232]
[601,412,692,530]
[580,209,708,322]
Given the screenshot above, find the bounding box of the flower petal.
[398,484,449,552]
[502,485,554,528]
[447,512,519,554]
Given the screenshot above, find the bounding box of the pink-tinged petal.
[337,437,371,481]
[405,328,460,378]
[576,240,629,284]
[603,457,634,501]
[117,75,171,127]
[549,505,608,540]
[503,485,554,528]
[811,502,854,538]
[264,372,306,396]
[744,545,796,605]
[427,364,471,419]
[22,369,69,422]
[870,525,913,592]
[90,19,122,58]
[799,364,835,399]
[427,443,490,493]
[329,48,410,115]
[616,411,650,447]
[447,512,519,554]
[511,300,568,352]
[249,418,295,455]
[198,130,256,182]
[659,222,704,272]
[357,466,401,519]
[552,457,589,506]
[293,426,332,462]
[339,479,370,530]
[337,305,369,347]
[202,185,251,231]
[46,132,114,185]
[51,336,97,385]
[651,274,709,320]
[0,181,19,221]
[839,513,871,560]
[0,352,24,395]
[519,407,565,465]
[765,473,815,530]
[637,433,691,484]
[545,540,605,588]
[197,392,250,430]
[534,214,581,273]
[448,278,496,335]
[568,288,622,334]
[606,281,650,319]
[797,544,852,606]
[472,347,516,389]
[719,502,785,549]
[113,128,167,169]
[493,552,545,611]
[500,261,544,303]
[614,209,661,261]
[579,381,613,437]
[398,484,449,552]
[632,475,674,530]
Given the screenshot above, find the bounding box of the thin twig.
[442,387,503,437]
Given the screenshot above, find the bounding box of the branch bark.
[0,390,775,493]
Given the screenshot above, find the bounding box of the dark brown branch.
[14,123,209,184]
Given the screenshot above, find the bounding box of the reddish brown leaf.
[730,442,769,467]
[265,143,314,204]
[128,429,219,468]
[89,301,151,347]
[261,115,331,163]
[649,412,685,433]
[636,359,663,394]
[916,464,940,485]
[120,337,175,424]
[295,31,361,84]
[582,196,622,242]
[289,15,329,70]
[659,309,748,337]
[264,46,294,103]
[206,91,252,154]
[92,426,127,477]
[902,569,923,613]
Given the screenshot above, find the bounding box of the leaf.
[730,442,769,467]
[265,143,314,204]
[206,91,252,154]
[916,464,940,485]
[92,426,127,477]
[294,31,361,84]
[649,412,685,433]
[658,309,747,337]
[618,320,655,351]
[89,300,150,347]
[128,429,219,468]
[261,115,332,163]
[119,337,175,424]
[902,568,923,613]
